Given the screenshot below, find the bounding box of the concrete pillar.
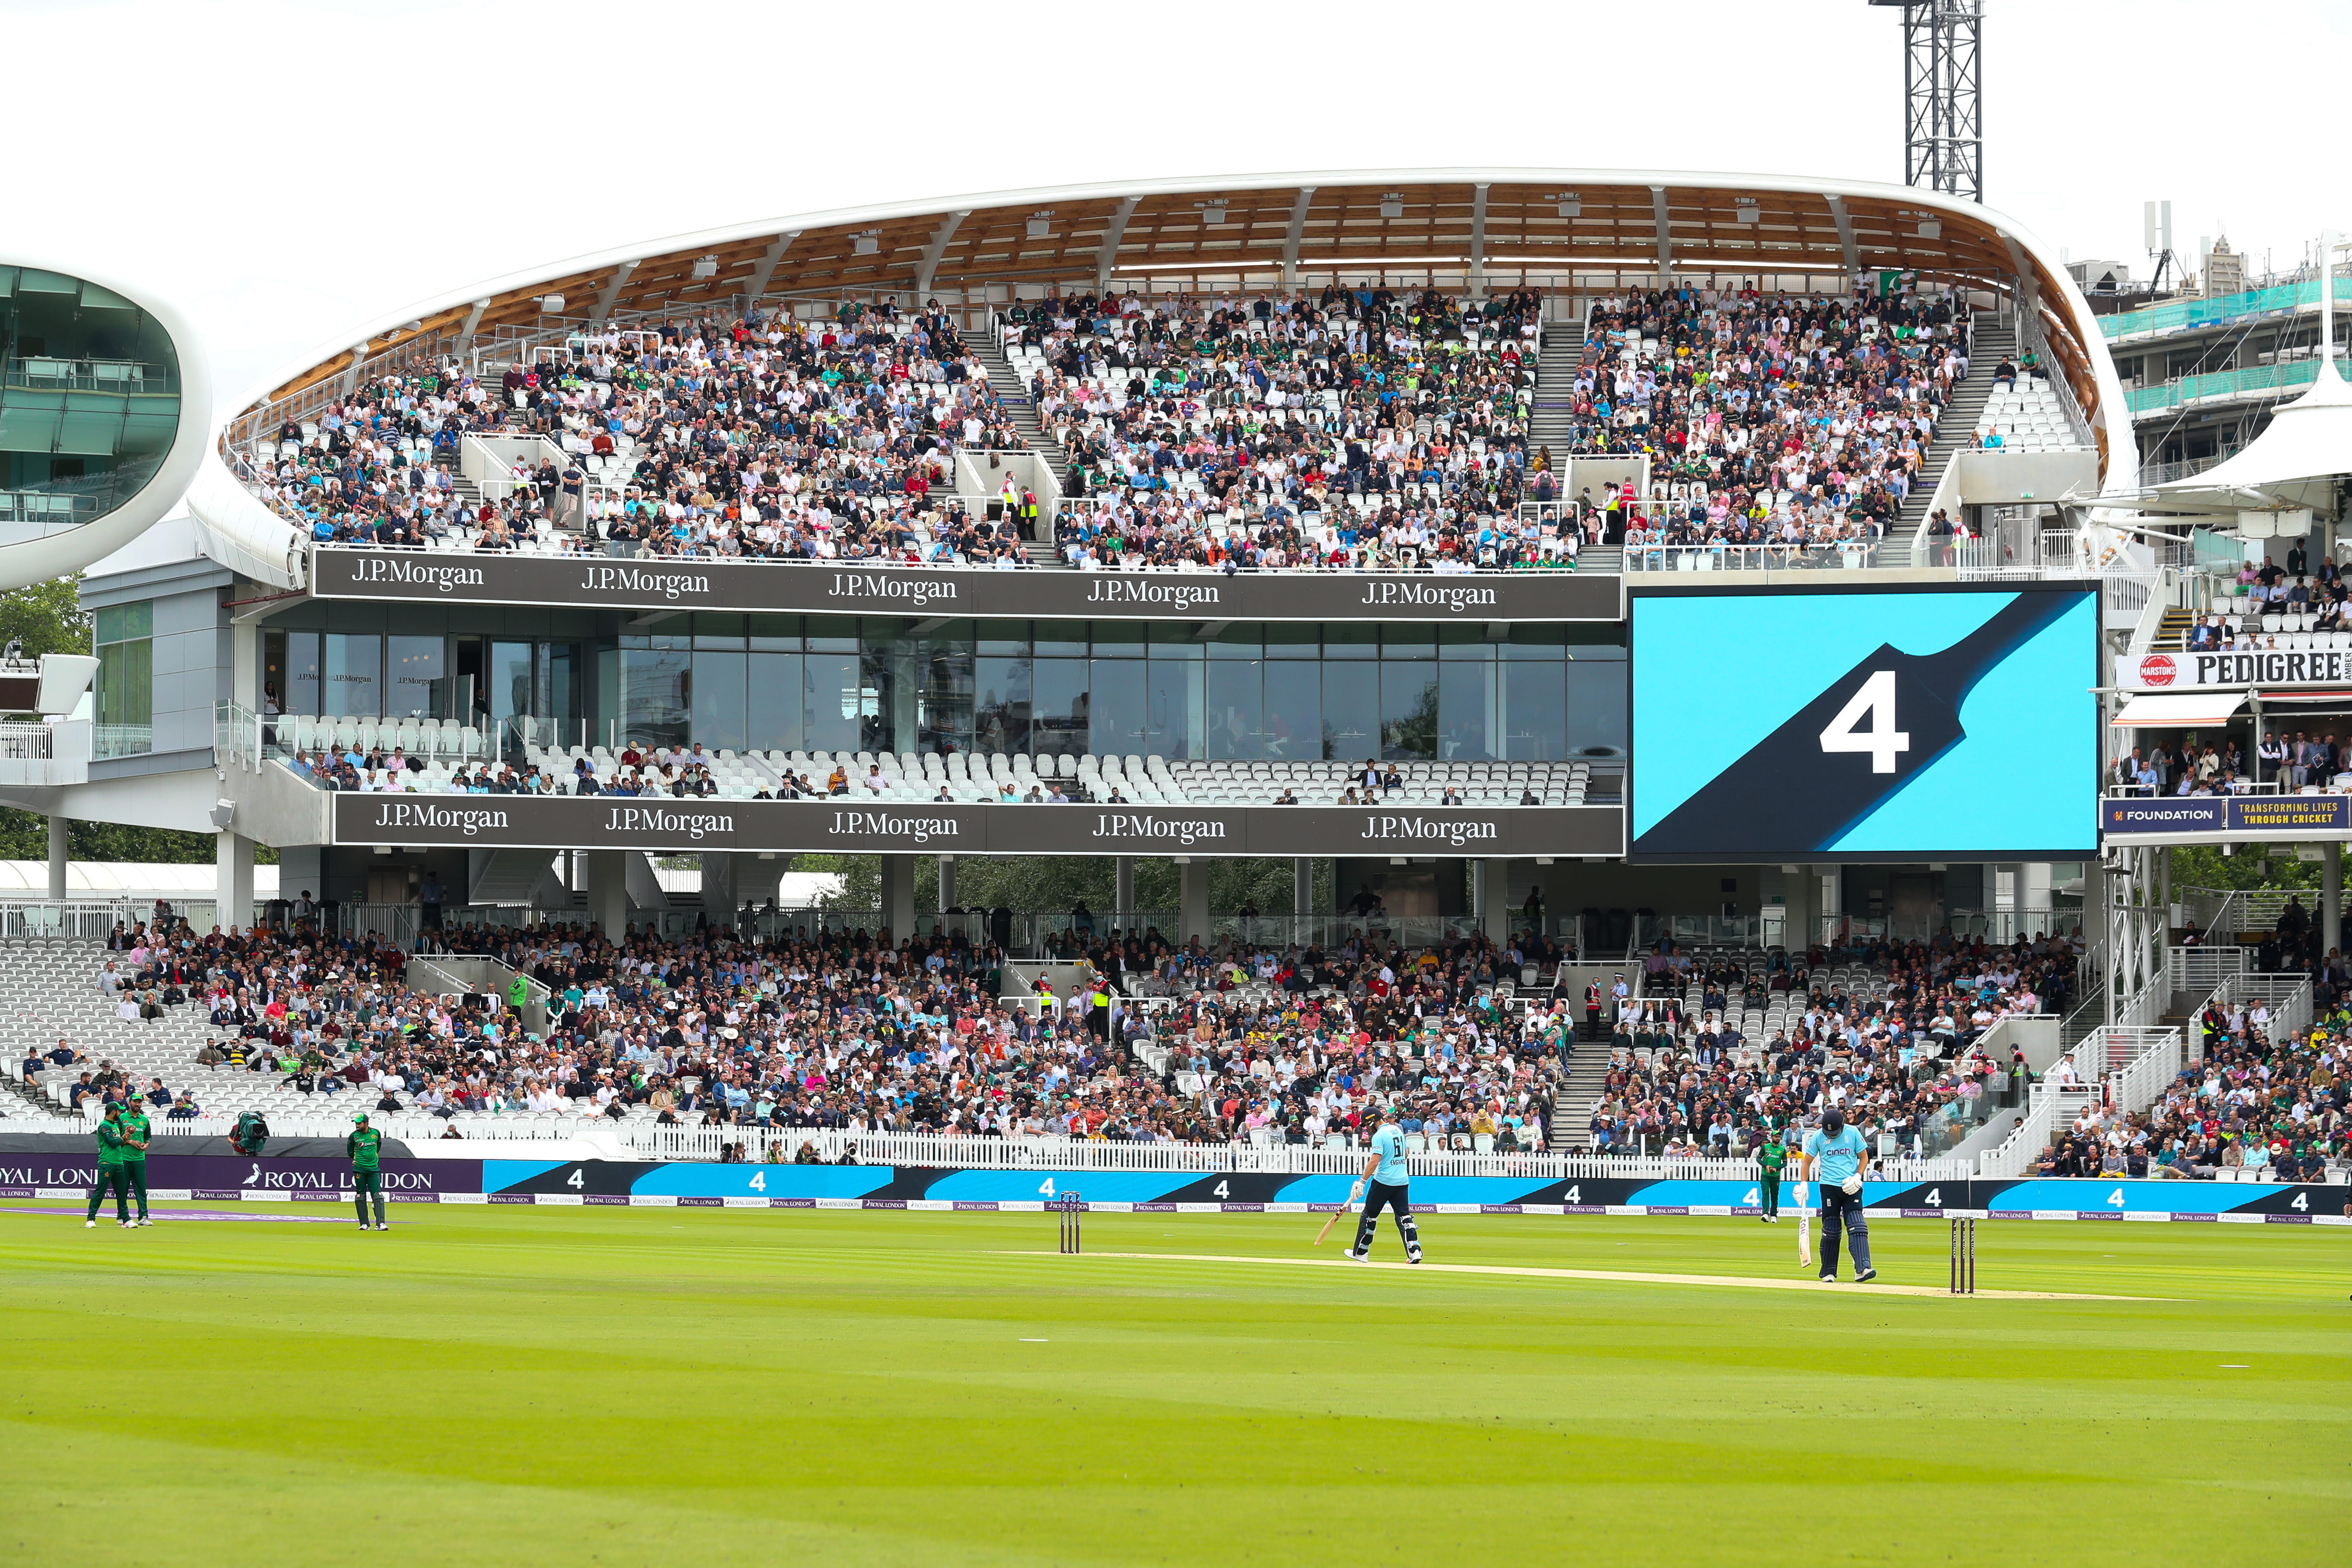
[700,852,737,928]
[880,853,915,946]
[2022,862,2054,936]
[937,856,957,912]
[2326,843,2343,957]
[1482,856,1511,946]
[47,815,68,901]
[1812,863,1841,949]
[1293,857,1312,915]
[1178,858,1210,946]
[214,831,255,931]
[1116,857,1135,925]
[585,850,629,941]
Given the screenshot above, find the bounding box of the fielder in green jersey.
[85,1106,132,1227]
[119,1101,153,1224]
[1756,1131,1788,1223]
[348,1114,386,1230]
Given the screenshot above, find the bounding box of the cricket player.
[1346,1105,1423,1264]
[85,1104,133,1229]
[349,1112,387,1231]
[1802,1106,1875,1282]
[119,1094,154,1226]
[1755,1128,1787,1223]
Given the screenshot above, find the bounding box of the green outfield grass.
[2,1205,2345,1566]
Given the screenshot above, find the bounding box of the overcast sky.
[10,0,2342,406]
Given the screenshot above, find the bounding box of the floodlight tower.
[1869,1,1984,204]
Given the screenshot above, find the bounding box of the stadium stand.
[5,915,1569,1152]
[1566,932,2081,1158]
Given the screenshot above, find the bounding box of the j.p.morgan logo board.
[334,794,1624,857]
[311,549,1623,623]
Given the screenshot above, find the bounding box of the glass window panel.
[747,614,801,651]
[1381,628,1436,660]
[691,649,748,752]
[1033,622,1087,658]
[976,620,1031,657]
[805,616,857,653]
[1502,625,1568,659]
[285,631,320,717]
[1380,663,1437,760]
[1321,662,1378,761]
[1264,624,1320,658]
[1205,624,1264,661]
[323,633,381,718]
[1088,659,1147,756]
[1437,661,1496,760]
[1147,658,1205,758]
[1324,623,1378,659]
[542,642,581,725]
[692,613,745,646]
[1263,661,1320,761]
[1565,656,1627,757]
[483,640,532,723]
[1091,622,1146,657]
[1033,658,1091,756]
[1502,660,1567,760]
[93,601,152,644]
[919,641,974,755]
[803,652,864,753]
[1207,659,1263,759]
[619,646,691,749]
[975,656,1033,755]
[387,635,447,720]
[748,652,803,752]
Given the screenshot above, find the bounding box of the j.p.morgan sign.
[310,549,1623,624]
[335,794,1625,857]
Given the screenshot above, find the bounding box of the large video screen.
[1630,584,2098,861]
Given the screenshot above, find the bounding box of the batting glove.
[1841,1173,1863,1195]
[1348,1180,1365,1203]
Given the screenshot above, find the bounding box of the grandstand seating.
[1974,380,2089,452]
[280,746,1614,806]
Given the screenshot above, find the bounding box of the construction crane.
[1868,1,1984,205]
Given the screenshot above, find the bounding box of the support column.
[1812,863,1841,950]
[880,854,915,946]
[700,852,738,929]
[1482,856,1511,946]
[2022,863,2054,936]
[1293,857,1312,915]
[2326,843,2343,958]
[1178,859,1210,947]
[214,831,255,932]
[937,856,957,912]
[1116,856,1135,926]
[47,815,68,901]
[585,850,629,941]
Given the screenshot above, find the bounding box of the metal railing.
[212,700,263,772]
[0,720,54,760]
[3,356,179,394]
[1621,540,1888,573]
[2125,356,2331,415]
[2099,272,2350,342]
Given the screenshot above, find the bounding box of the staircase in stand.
[1527,318,1587,469]
[967,331,1074,568]
[1897,312,2010,538]
[1550,1039,1616,1151]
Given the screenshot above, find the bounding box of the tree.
[2167,843,2321,896]
[0,577,90,662]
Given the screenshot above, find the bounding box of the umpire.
[1346,1105,1424,1264]
[1803,1106,1876,1283]
[349,1113,387,1231]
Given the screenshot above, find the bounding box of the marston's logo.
[2138,653,2177,687]
[603,806,735,839]
[1360,814,1499,846]
[1091,812,1228,846]
[831,810,960,844]
[578,565,711,600]
[1085,578,1222,609]
[1358,580,1498,611]
[827,572,957,604]
[371,802,509,835]
[348,556,484,592]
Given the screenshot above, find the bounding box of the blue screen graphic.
[1630,587,2096,858]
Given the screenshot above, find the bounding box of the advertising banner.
[17,1152,2342,1224]
[1630,584,2099,860]
[309,548,1624,625]
[2101,795,2352,838]
[2114,649,2352,690]
[332,794,1627,858]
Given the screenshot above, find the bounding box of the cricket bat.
[1316,1182,1363,1246]
[1796,1183,1813,1267]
